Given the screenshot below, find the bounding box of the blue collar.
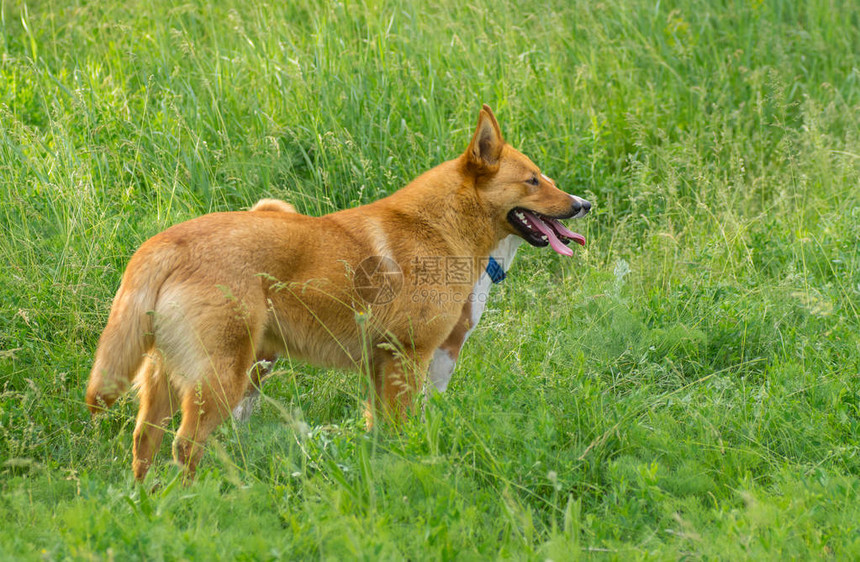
[485,256,506,284]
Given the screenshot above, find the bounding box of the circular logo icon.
[353,256,403,305]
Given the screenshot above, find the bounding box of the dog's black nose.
[570,199,582,213]
[581,199,591,214]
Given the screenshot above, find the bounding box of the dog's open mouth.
[507,208,586,257]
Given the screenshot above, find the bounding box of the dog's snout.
[568,195,591,219]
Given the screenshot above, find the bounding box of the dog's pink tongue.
[522,211,574,257]
[547,219,586,246]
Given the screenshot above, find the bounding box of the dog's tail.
[250,198,296,214]
[85,247,175,414]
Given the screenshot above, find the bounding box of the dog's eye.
[526,176,539,186]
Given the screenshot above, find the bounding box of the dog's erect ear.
[465,104,504,170]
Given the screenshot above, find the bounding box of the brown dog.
[86,105,591,480]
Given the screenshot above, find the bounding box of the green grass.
[1,0,859,558]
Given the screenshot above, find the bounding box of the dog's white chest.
[427,235,522,392]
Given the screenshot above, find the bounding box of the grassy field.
[1,0,859,558]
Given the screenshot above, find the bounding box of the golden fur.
[86,105,583,480]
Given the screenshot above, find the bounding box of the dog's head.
[463,105,591,256]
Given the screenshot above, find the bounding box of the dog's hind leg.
[171,341,259,479]
[231,356,274,423]
[132,351,179,481]
[155,280,269,478]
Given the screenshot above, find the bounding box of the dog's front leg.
[365,348,431,429]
